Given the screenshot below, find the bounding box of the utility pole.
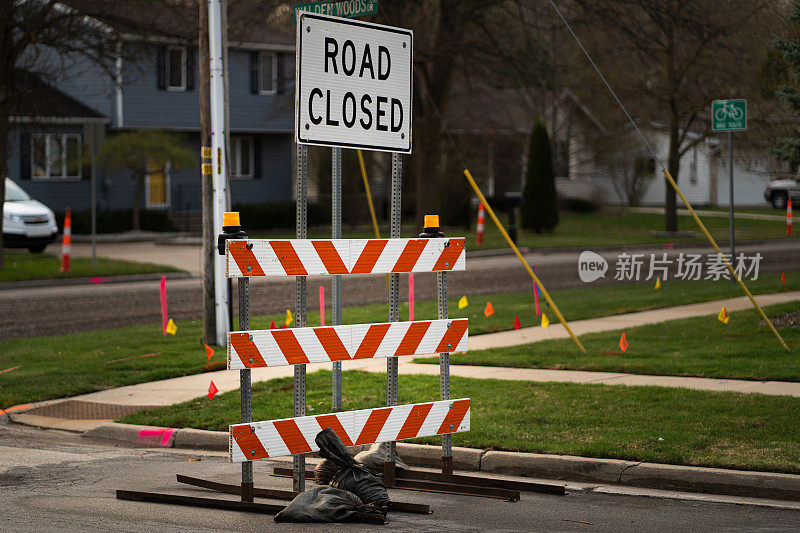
[199,0,215,344]
[208,0,230,345]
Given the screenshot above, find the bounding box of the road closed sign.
[296,12,412,153]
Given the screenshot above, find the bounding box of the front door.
[146,160,170,208]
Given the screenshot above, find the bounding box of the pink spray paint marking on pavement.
[319,286,325,326]
[160,276,168,334]
[137,428,175,447]
[90,277,110,284]
[408,273,415,321]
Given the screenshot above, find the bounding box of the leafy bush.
[55,209,176,234]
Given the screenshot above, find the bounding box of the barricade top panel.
[228,318,468,369]
[225,238,465,278]
[229,398,470,462]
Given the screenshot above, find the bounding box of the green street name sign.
[293,0,378,23]
[711,99,747,132]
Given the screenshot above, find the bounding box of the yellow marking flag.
[458,296,468,309]
[717,307,729,324]
[285,309,294,327]
[655,277,661,290]
[165,318,177,335]
[541,313,550,328]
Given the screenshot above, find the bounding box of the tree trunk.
[199,1,216,345]
[665,113,680,232]
[133,173,144,230]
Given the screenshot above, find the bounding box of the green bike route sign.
[711,99,747,132]
[293,0,378,23]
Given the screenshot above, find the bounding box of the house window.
[32,133,81,180]
[231,137,254,178]
[259,52,277,95]
[634,155,656,177]
[167,46,186,91]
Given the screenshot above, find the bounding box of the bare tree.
[571,0,779,231]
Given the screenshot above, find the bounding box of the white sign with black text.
[295,13,412,153]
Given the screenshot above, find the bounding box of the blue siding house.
[8,1,296,230]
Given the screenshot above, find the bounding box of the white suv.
[2,178,59,253]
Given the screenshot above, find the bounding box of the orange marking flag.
[208,380,218,400]
[514,316,521,330]
[204,344,214,361]
[781,272,786,285]
[483,302,494,317]
[619,333,629,352]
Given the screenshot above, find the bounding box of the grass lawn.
[0,252,182,282]
[252,211,795,252]
[0,320,222,409]
[2,276,797,409]
[121,370,800,475]
[415,302,800,382]
[246,272,798,335]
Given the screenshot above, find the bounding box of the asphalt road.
[1,423,799,532]
[1,241,798,340]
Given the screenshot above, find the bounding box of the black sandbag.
[274,486,369,523]
[314,458,342,485]
[355,442,410,475]
[315,429,390,515]
[315,427,357,469]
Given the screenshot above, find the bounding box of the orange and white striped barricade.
[228,319,468,369]
[230,399,470,462]
[225,237,466,278]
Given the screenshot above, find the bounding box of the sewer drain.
[23,400,158,420]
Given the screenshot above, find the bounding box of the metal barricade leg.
[437,270,453,475]
[238,277,253,501]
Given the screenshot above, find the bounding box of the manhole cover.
[23,400,159,420]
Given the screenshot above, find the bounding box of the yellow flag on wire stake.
[458,296,468,309]
[717,307,729,324]
[541,313,550,328]
[285,309,294,327]
[654,277,661,290]
[165,319,177,335]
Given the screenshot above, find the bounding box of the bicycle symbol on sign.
[714,101,743,122]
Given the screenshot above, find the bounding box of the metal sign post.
[711,99,747,272]
[208,0,230,345]
[238,277,253,502]
[332,147,342,412]
[385,152,401,484]
[294,144,308,492]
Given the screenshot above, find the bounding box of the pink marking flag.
[532,268,541,315]
[514,315,521,330]
[208,380,218,400]
[319,286,326,326]
[408,273,415,321]
[160,276,168,334]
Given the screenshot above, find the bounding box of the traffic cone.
[476,203,485,245]
[788,197,793,237]
[60,207,71,273]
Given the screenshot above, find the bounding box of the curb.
[0,272,193,290]
[81,422,800,501]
